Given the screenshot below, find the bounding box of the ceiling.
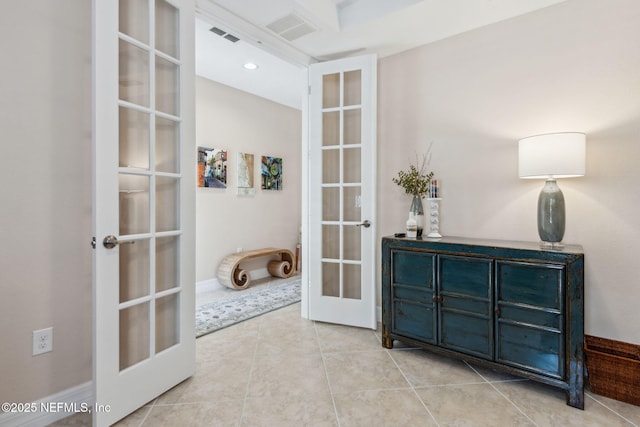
[195,0,568,109]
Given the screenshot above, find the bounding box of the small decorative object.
[519,133,585,248]
[197,147,227,188]
[406,212,417,238]
[237,152,255,196]
[429,179,439,198]
[426,197,442,238]
[261,156,283,190]
[392,151,434,237]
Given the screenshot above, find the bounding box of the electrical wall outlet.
[32,327,53,356]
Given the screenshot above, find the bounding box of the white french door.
[307,55,377,329]
[92,0,195,425]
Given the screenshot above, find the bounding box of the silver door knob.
[103,235,135,249]
[356,220,371,228]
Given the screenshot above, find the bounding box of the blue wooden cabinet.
[382,236,585,409]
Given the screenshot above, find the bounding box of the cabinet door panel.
[440,310,492,358]
[442,295,490,314]
[497,323,564,378]
[393,300,436,343]
[392,250,435,288]
[393,285,433,306]
[500,305,561,329]
[440,255,492,298]
[498,261,564,309]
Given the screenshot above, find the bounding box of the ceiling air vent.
[209,27,240,43]
[266,12,316,42]
[209,27,226,36]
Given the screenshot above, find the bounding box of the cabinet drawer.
[393,300,436,344]
[391,250,435,288]
[497,322,564,379]
[497,261,564,310]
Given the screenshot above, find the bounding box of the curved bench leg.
[232,267,251,290]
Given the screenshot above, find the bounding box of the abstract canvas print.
[261,156,283,190]
[197,147,227,188]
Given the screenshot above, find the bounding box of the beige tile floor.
[52,300,640,426]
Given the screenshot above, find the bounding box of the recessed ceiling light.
[243,62,259,70]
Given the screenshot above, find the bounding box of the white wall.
[195,77,302,283]
[377,0,640,344]
[0,1,92,403]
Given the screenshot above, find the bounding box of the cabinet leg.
[382,330,393,349]
[567,387,584,410]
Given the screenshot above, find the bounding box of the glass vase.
[410,194,424,237]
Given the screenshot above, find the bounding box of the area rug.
[195,279,301,338]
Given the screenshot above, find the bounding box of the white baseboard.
[0,381,93,427]
[197,268,272,293]
[377,305,382,324]
[196,277,221,293]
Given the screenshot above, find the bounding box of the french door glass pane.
[155,56,179,115]
[119,0,149,44]
[343,226,361,261]
[119,107,150,169]
[156,293,179,352]
[343,70,361,106]
[119,39,150,107]
[322,187,340,221]
[343,147,361,183]
[119,174,150,235]
[343,186,361,222]
[119,302,150,371]
[343,264,362,299]
[343,109,361,145]
[322,262,340,297]
[155,0,179,58]
[322,149,339,183]
[156,117,179,173]
[119,238,150,303]
[322,111,339,146]
[156,236,178,292]
[156,177,179,232]
[322,73,340,108]
[322,225,339,259]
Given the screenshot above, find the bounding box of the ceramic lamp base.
[537,178,566,245]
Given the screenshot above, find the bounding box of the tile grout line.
[137,398,156,427]
[314,320,342,427]
[464,361,539,426]
[584,393,639,426]
[385,346,442,427]
[237,315,263,427]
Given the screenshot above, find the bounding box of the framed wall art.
[197,147,227,188]
[261,156,283,190]
[237,152,255,196]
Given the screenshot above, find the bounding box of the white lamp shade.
[519,132,586,179]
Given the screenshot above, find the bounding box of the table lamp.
[518,132,585,248]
